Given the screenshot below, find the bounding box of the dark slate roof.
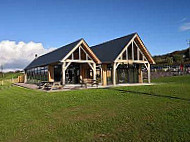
[25,39,82,70]
[91,33,136,63]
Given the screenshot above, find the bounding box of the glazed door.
[65,64,80,84]
[54,65,62,82]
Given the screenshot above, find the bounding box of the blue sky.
[0,0,190,56]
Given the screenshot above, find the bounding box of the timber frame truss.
[61,40,100,85]
[113,35,152,85]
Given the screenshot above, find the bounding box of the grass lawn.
[0,75,190,141]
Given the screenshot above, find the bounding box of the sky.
[0,0,190,71]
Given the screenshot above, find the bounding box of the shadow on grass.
[104,88,190,102]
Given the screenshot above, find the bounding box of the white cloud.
[0,40,56,71]
[179,22,190,31]
[179,18,187,23]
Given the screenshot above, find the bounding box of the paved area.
[14,83,39,90]
[13,83,154,92]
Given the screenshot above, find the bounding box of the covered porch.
[48,62,102,86]
[47,39,102,86]
[101,35,153,86]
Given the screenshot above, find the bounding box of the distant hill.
[153,47,190,66]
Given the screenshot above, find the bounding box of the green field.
[0,72,22,81]
[0,75,190,141]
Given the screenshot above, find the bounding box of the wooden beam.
[61,40,83,62]
[65,62,71,69]
[116,62,120,69]
[87,62,93,70]
[135,35,155,64]
[81,47,93,60]
[134,40,148,61]
[115,34,137,61]
[116,60,148,64]
[81,40,101,64]
[65,59,94,63]
[61,39,101,64]
[144,63,148,69]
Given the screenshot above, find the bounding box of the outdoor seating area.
[37,81,62,90]
[80,79,99,88]
[33,78,100,91]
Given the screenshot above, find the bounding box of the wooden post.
[126,48,128,60]
[79,46,81,60]
[148,63,151,83]
[72,53,74,60]
[102,64,107,86]
[137,48,139,60]
[113,62,116,86]
[48,65,54,82]
[80,64,83,80]
[138,64,143,83]
[24,72,27,83]
[62,62,66,85]
[93,63,96,80]
[132,41,134,60]
[100,65,103,84]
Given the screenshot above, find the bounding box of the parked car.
[162,66,170,72]
[170,66,179,72]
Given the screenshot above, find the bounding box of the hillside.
[153,47,190,66]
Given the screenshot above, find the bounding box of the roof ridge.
[91,32,137,48]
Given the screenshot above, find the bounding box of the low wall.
[150,71,189,79]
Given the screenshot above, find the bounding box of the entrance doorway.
[54,65,62,82]
[117,64,139,84]
[65,63,80,84]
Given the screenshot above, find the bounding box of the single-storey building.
[24,33,155,86]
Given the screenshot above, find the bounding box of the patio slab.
[13,83,155,92]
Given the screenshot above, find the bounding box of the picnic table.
[80,79,99,88]
[37,81,62,90]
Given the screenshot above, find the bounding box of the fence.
[0,75,25,86]
[0,78,18,86]
[18,75,25,83]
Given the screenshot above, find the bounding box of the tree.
[166,57,173,66]
[173,55,183,64]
